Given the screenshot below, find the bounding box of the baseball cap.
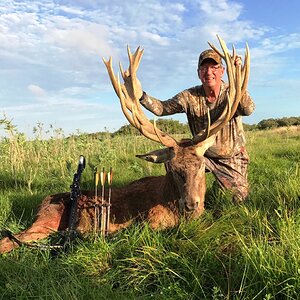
[198,49,222,68]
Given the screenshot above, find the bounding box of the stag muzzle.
[183,196,204,218]
[185,201,199,212]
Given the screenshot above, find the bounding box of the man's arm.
[140,92,185,116]
[236,91,255,116]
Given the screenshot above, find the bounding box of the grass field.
[0,122,300,299]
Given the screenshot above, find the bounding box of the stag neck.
[163,170,181,201]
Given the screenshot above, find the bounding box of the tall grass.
[0,120,300,299]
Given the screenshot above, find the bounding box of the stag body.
[0,144,211,253]
[0,36,250,253]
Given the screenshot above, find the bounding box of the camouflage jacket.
[140,82,255,158]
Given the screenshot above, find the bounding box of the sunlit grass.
[0,121,300,299]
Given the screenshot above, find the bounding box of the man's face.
[198,59,224,89]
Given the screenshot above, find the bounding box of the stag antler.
[208,35,250,119]
[103,46,177,148]
[192,35,250,144]
[103,35,250,147]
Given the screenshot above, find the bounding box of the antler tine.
[103,57,123,99]
[191,107,211,143]
[127,46,144,73]
[209,36,235,127]
[103,56,138,128]
[127,46,177,147]
[104,47,178,148]
[117,77,137,128]
[192,98,230,144]
[207,41,225,59]
[131,103,178,147]
[216,35,236,103]
[119,61,126,81]
[119,62,134,113]
[117,79,156,139]
[131,105,168,142]
[152,119,171,145]
[125,46,144,106]
[119,52,147,118]
[152,119,179,147]
[230,56,241,120]
[232,44,236,63]
[229,42,250,120]
[193,35,250,145]
[231,44,237,81]
[241,42,250,97]
[129,47,150,118]
[208,36,236,102]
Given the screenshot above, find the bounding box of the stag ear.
[195,135,216,157]
[136,148,174,164]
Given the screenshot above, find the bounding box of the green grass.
[0,123,300,299]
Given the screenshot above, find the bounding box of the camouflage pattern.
[204,147,250,202]
[198,49,222,67]
[140,82,255,201]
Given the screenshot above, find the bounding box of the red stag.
[0,36,249,253]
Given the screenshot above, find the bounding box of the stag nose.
[185,201,199,212]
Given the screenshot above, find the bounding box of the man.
[139,49,255,202]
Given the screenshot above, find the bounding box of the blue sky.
[1,0,300,137]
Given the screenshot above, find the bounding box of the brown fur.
[0,144,211,254]
[0,175,183,253]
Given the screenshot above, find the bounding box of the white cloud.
[260,33,300,53]
[28,84,47,97]
[199,0,243,22]
[45,22,112,56]
[57,5,85,16]
[140,31,170,46]
[194,0,269,43]
[0,0,300,136]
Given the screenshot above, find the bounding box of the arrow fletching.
[107,167,113,186]
[100,167,106,186]
[95,171,100,187]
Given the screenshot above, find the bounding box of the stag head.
[103,35,250,215]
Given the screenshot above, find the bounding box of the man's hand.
[123,70,143,100]
[135,77,143,100]
[234,55,242,67]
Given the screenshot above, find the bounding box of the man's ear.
[221,65,225,76]
[197,68,201,79]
